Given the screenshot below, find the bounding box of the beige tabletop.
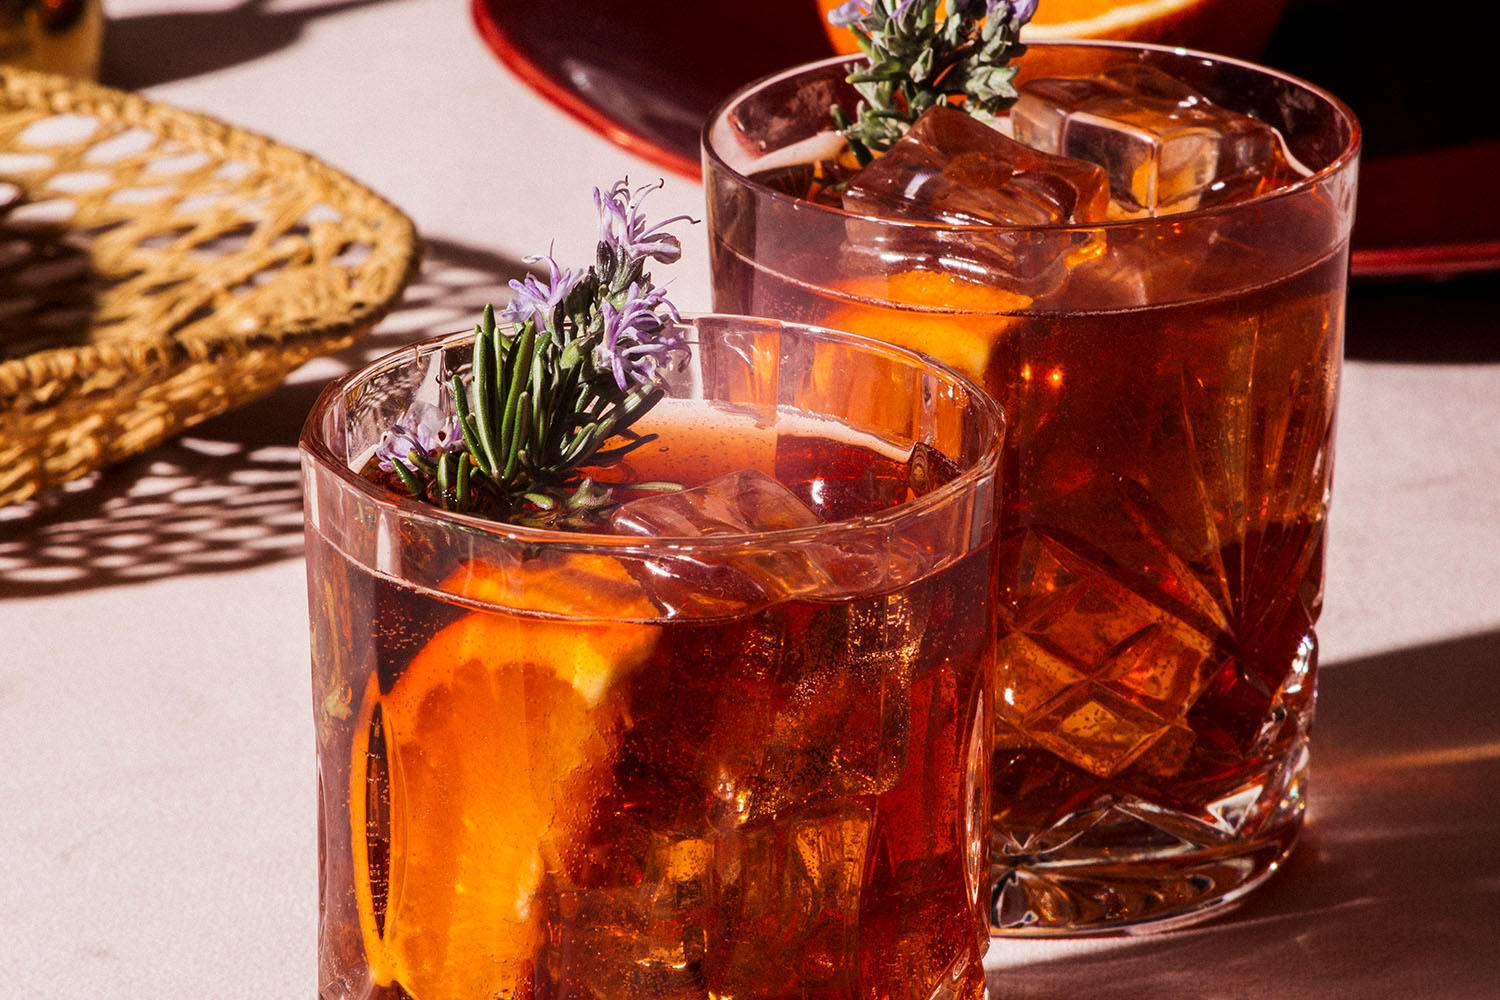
[3,1,1499,997]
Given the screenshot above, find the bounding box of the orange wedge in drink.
[349,553,660,1000]
[805,271,1024,455]
[822,269,1027,384]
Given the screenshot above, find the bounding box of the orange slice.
[805,270,1023,452]
[815,0,1289,61]
[350,553,660,1000]
[821,269,1028,385]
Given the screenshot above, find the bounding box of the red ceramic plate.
[471,0,833,179]
[472,0,1500,279]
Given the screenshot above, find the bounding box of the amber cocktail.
[704,40,1360,933]
[301,315,1002,998]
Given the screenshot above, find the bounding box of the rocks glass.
[301,315,1002,997]
[704,41,1360,933]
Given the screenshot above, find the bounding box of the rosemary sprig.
[374,179,693,529]
[829,0,1035,164]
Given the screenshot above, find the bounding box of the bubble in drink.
[1012,64,1307,217]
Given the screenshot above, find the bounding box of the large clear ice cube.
[839,105,1111,289]
[611,467,927,609]
[541,823,715,997]
[613,468,924,815]
[609,469,830,614]
[611,468,824,537]
[1013,64,1305,218]
[842,105,1111,227]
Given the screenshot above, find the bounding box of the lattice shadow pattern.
[1,239,524,597]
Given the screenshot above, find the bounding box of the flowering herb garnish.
[829,0,1036,164]
[375,179,693,529]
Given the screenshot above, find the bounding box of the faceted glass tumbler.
[300,315,1003,997]
[703,41,1361,934]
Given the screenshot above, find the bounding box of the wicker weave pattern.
[0,66,419,505]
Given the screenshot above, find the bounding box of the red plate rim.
[471,0,1500,281]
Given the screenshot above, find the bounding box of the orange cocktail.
[301,316,1002,998]
[704,40,1359,932]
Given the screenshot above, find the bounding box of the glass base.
[923,950,990,1000]
[989,745,1308,936]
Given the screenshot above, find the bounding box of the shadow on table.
[1346,270,1500,364]
[100,0,406,90]
[987,628,1500,1000]
[0,237,524,599]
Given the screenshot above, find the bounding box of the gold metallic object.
[0,0,103,80]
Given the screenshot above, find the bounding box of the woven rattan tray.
[0,66,419,505]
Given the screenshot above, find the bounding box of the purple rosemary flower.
[828,0,868,27]
[831,0,931,28]
[594,179,695,266]
[1003,0,1037,26]
[374,400,462,471]
[500,245,585,327]
[381,177,695,525]
[597,281,684,391]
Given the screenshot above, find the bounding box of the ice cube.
[698,595,921,822]
[1013,64,1304,218]
[705,804,874,998]
[611,468,824,537]
[837,106,1111,289]
[539,825,715,996]
[609,469,831,613]
[612,468,917,617]
[1053,229,1201,310]
[843,105,1111,228]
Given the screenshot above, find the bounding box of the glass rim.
[700,40,1363,235]
[299,313,1004,553]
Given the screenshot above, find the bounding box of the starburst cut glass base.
[989,736,1309,935]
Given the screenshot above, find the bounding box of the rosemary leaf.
[372,179,691,527]
[473,306,506,476]
[504,392,533,482]
[391,456,423,497]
